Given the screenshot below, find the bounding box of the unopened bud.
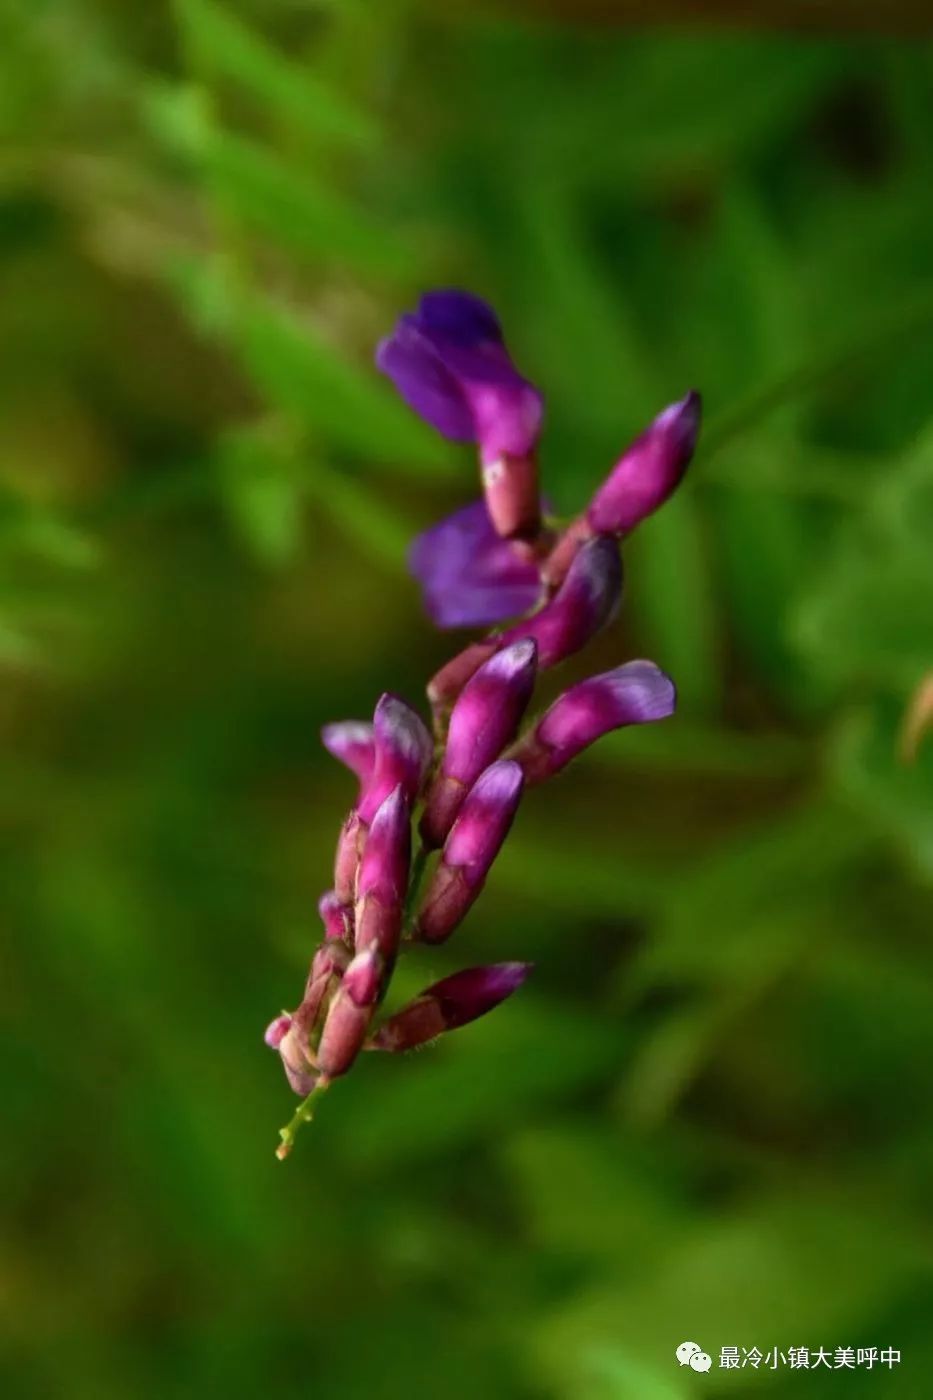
[514,660,676,782]
[587,392,700,536]
[416,760,524,943]
[421,640,537,846]
[497,536,621,669]
[372,961,533,1051]
[354,786,411,960]
[357,693,432,824]
[317,948,384,1078]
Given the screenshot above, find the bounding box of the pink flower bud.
[587,392,700,536]
[318,890,351,941]
[317,948,384,1079]
[371,961,533,1051]
[321,720,376,792]
[416,760,524,944]
[514,660,676,783]
[264,1014,291,1049]
[333,810,365,904]
[357,694,432,824]
[421,639,537,847]
[497,536,621,669]
[355,786,411,959]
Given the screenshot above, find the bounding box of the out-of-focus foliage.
[3,3,933,1398]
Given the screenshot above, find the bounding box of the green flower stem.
[275,1077,330,1160]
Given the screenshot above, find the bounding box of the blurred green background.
[4,3,933,1397]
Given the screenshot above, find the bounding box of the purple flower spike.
[421,639,538,847]
[371,961,533,1052]
[317,948,384,1079]
[321,721,376,792]
[499,536,622,670]
[377,291,544,538]
[355,786,411,960]
[409,499,543,629]
[588,392,701,535]
[357,693,432,825]
[514,660,676,783]
[416,760,524,944]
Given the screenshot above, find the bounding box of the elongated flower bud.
[318,890,351,941]
[587,392,700,535]
[333,810,365,904]
[317,947,384,1079]
[497,536,621,670]
[416,760,524,944]
[421,640,537,847]
[357,693,432,824]
[513,660,677,783]
[371,961,533,1051]
[321,721,376,791]
[355,786,411,960]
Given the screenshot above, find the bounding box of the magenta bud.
[355,786,411,959]
[317,948,384,1078]
[357,693,432,824]
[318,890,351,941]
[497,536,621,670]
[372,961,533,1051]
[587,392,701,536]
[421,639,538,847]
[516,660,677,783]
[357,787,411,908]
[417,760,524,943]
[321,720,376,792]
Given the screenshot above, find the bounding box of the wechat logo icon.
[676,1342,712,1373]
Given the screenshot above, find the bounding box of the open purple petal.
[376,321,474,441]
[408,498,542,629]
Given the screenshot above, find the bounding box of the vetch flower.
[512,660,676,783]
[421,639,537,847]
[409,498,542,629]
[377,291,544,537]
[267,288,699,1156]
[371,962,532,1051]
[416,760,524,944]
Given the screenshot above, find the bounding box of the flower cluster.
[266,290,699,1156]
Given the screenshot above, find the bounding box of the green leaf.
[215,427,304,567]
[176,0,378,150]
[202,128,408,276]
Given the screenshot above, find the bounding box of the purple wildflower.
[409,498,543,629]
[377,291,544,537]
